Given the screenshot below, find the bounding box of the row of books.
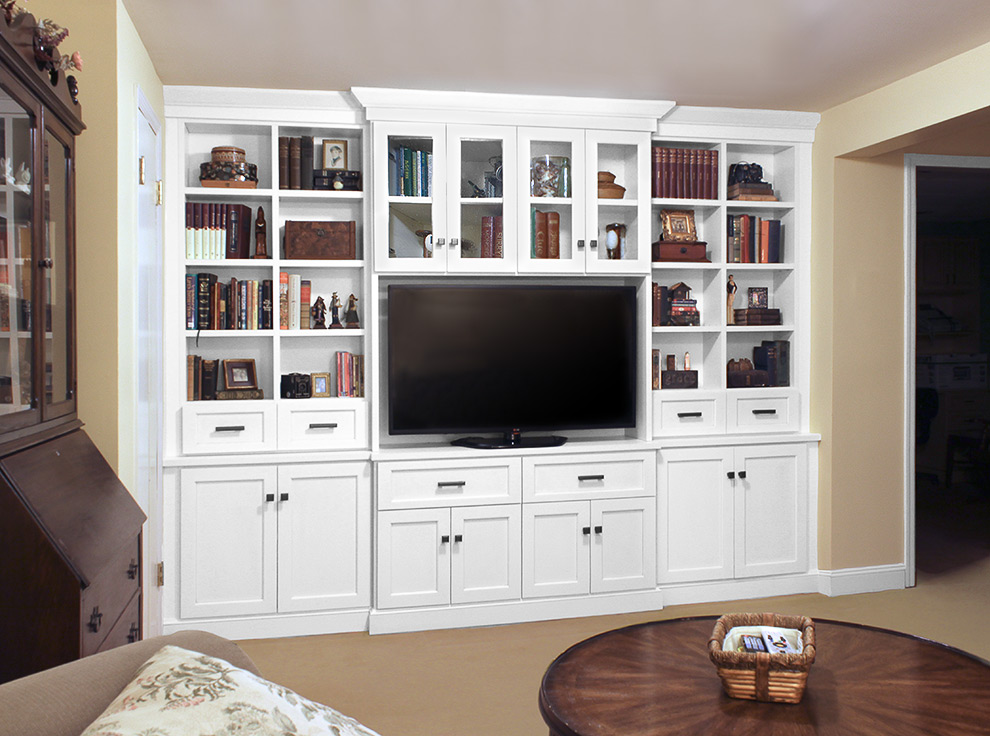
[651,147,718,200]
[184,203,255,260]
[729,215,782,264]
[532,209,561,259]
[279,136,316,191]
[734,308,782,326]
[186,355,263,401]
[186,273,274,331]
[336,352,365,398]
[480,216,504,258]
[388,144,433,197]
[279,273,314,330]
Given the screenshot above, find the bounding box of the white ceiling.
[121,0,990,113]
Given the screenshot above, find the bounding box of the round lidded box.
[210,146,247,164]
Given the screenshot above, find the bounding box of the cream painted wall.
[813,40,990,570]
[31,1,163,488]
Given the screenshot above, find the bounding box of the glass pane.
[44,130,71,406]
[0,86,34,414]
[459,138,503,260]
[529,140,572,260]
[388,136,434,259]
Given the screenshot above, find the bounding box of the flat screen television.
[387,284,638,448]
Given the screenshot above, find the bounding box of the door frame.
[902,153,990,588]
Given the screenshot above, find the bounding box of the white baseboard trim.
[660,574,820,607]
[369,589,665,635]
[162,609,370,640]
[818,564,907,596]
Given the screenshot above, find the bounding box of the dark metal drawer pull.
[677,412,703,418]
[88,607,103,633]
[215,425,245,432]
[752,409,777,416]
[127,560,139,579]
[309,422,338,429]
[578,475,605,482]
[437,481,466,488]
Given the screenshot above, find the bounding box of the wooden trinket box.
[652,240,710,262]
[284,220,356,260]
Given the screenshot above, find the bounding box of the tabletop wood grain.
[539,616,990,736]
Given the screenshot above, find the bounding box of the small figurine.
[328,292,343,329]
[311,296,328,329]
[415,229,433,258]
[343,293,360,329]
[726,274,737,325]
[254,206,269,259]
[684,352,691,371]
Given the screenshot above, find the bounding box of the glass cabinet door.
[373,122,447,272]
[0,80,36,422]
[446,125,516,273]
[42,126,74,417]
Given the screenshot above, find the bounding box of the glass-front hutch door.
[0,71,38,428]
[42,123,75,420]
[445,125,516,273]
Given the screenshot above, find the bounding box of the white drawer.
[377,457,522,509]
[653,393,725,436]
[277,400,368,451]
[523,451,655,502]
[181,402,276,454]
[727,390,799,432]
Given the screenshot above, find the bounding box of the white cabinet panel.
[523,451,654,502]
[276,401,368,451]
[592,497,656,593]
[727,389,799,433]
[377,457,521,509]
[377,509,450,609]
[276,462,371,613]
[522,501,590,598]
[179,466,278,618]
[450,506,521,604]
[182,402,276,455]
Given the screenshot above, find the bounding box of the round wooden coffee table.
[539,616,990,736]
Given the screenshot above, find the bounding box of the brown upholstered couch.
[0,631,259,736]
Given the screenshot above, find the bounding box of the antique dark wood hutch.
[0,11,145,683]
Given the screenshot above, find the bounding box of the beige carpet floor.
[239,490,990,736]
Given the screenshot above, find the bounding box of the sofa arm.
[0,630,261,736]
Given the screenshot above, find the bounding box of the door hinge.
[156,561,165,587]
[139,155,146,184]
[155,180,163,206]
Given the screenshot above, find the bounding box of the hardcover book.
[299,136,314,190]
[278,136,290,189]
[547,211,560,259]
[289,137,302,190]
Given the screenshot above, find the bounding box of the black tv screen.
[387,284,637,441]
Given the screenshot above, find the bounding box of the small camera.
[280,372,312,399]
[728,162,764,185]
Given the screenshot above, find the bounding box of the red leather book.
[493,215,503,259]
[278,137,290,189]
[709,149,719,199]
[547,211,560,259]
[534,210,548,258]
[760,219,770,263]
[481,216,494,258]
[740,215,751,263]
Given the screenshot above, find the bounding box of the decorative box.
[313,169,362,191]
[660,370,698,389]
[283,220,356,260]
[652,240,709,262]
[200,145,258,188]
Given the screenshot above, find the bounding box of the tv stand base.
[451,431,567,450]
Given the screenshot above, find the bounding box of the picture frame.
[748,286,769,309]
[660,209,698,243]
[223,358,258,390]
[322,139,347,170]
[311,372,331,398]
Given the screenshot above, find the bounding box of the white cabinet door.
[276,462,371,613]
[372,121,448,272]
[450,505,521,604]
[657,447,734,584]
[517,127,587,274]
[445,124,517,273]
[376,508,451,609]
[179,466,278,618]
[522,501,590,598]
[734,444,808,578]
[584,129,651,274]
[591,497,656,593]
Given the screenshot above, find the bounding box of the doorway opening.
[912,162,990,578]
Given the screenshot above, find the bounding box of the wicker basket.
[708,613,816,704]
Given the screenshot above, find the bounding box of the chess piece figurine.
[726,274,737,325]
[328,292,343,329]
[311,296,328,328]
[343,293,360,329]
[254,206,269,258]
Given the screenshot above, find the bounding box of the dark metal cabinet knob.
[727,471,735,479]
[738,471,747,479]
[594,525,603,534]
[454,534,463,543]
[279,492,289,502]
[582,526,592,535]
[441,535,450,544]
[265,493,275,503]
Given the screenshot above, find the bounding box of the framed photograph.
[222,358,258,390]
[660,209,698,243]
[322,140,347,170]
[748,286,769,309]
[311,372,331,398]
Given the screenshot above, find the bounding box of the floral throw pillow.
[80,645,382,736]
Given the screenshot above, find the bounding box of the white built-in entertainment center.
[161,86,820,638]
